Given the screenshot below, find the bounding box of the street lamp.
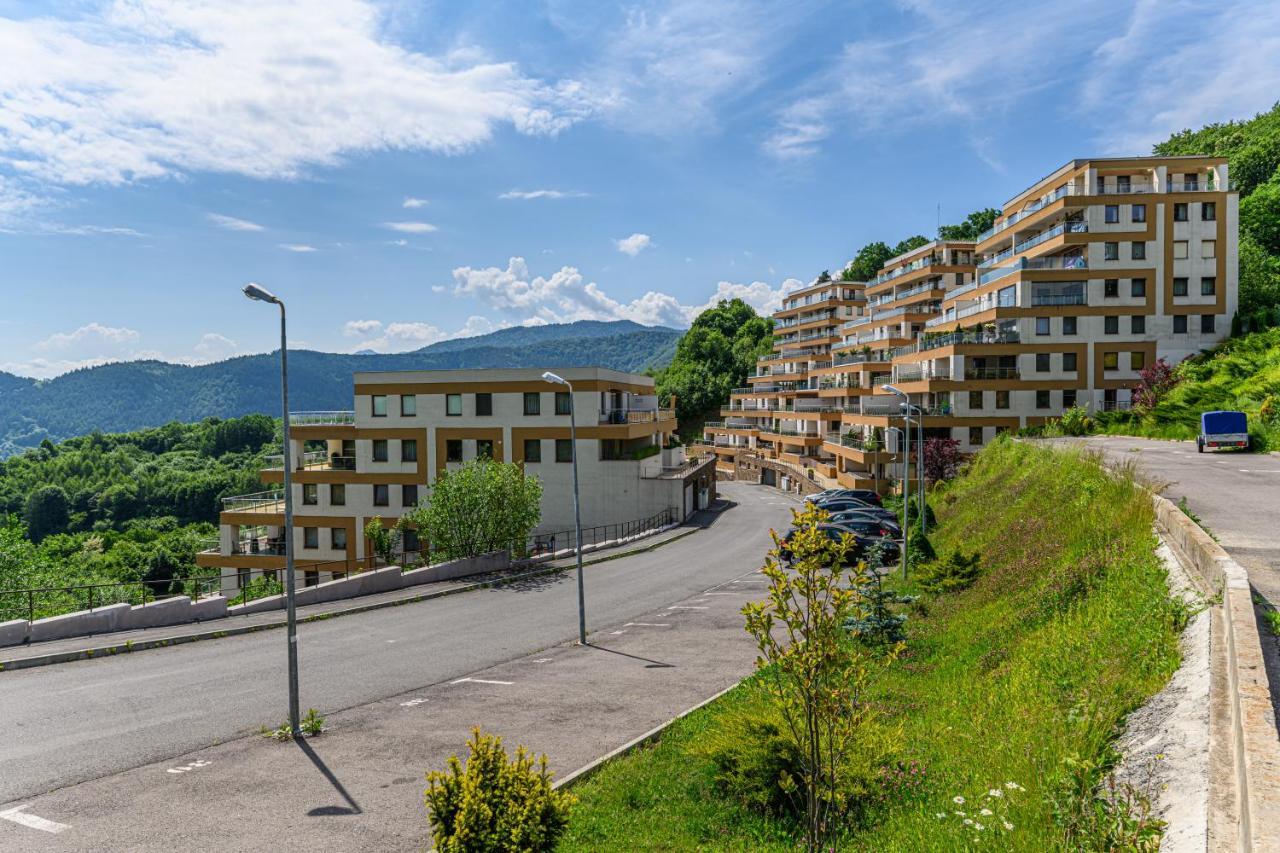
[542,371,587,645]
[881,384,916,579]
[244,283,300,736]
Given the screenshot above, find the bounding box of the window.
[1173,240,1188,259]
[1096,175,1106,194]
[1201,240,1216,259]
[1131,315,1146,334]
[1201,276,1216,296]
[446,393,462,417]
[1117,175,1131,193]
[331,527,347,550]
[995,390,1010,410]
[1035,317,1050,336]
[1174,202,1188,222]
[1062,316,1077,335]
[1104,315,1119,335]
[371,394,387,417]
[401,439,417,462]
[1201,314,1216,334]
[1063,352,1078,372]
[330,484,345,506]
[523,438,542,463]
[1173,277,1188,296]
[475,393,493,417]
[1130,352,1146,371]
[1104,279,1119,298]
[523,392,541,416]
[1131,203,1146,223]
[400,394,416,417]
[403,529,420,554]
[1202,201,1216,221]
[1063,389,1077,408]
[1036,390,1051,409]
[555,391,572,416]
[1173,315,1188,334]
[1103,241,1119,260]
[1105,204,1119,223]
[302,483,318,505]
[402,485,418,507]
[555,438,574,462]
[968,426,984,446]
[476,439,494,459]
[303,527,319,549]
[968,390,983,410]
[373,484,389,506]
[1103,352,1119,371]
[1131,278,1146,298]
[372,439,388,462]
[446,439,463,463]
[1035,353,1050,372]
[1131,242,1146,260]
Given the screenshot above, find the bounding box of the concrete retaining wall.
[1153,494,1280,852]
[191,597,228,621]
[402,550,510,586]
[0,619,27,648]
[28,602,131,643]
[119,596,191,631]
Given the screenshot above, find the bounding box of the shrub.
[845,572,915,646]
[230,573,282,605]
[425,727,575,853]
[1058,405,1094,436]
[916,550,982,595]
[1050,752,1165,852]
[405,459,542,561]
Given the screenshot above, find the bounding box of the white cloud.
[277,243,316,252]
[614,232,652,256]
[208,213,265,232]
[342,314,508,352]
[388,239,409,247]
[343,319,382,337]
[383,221,437,234]
[193,332,238,360]
[402,197,429,208]
[0,0,593,210]
[431,285,446,293]
[499,189,589,200]
[449,256,794,328]
[36,323,141,350]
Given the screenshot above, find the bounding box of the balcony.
[893,365,952,382]
[600,407,675,424]
[871,254,942,286]
[977,184,1079,242]
[229,535,286,556]
[832,351,883,367]
[1030,282,1087,307]
[964,366,1019,380]
[1097,182,1152,194]
[1165,180,1230,193]
[917,327,1020,353]
[289,411,355,426]
[222,491,285,513]
[979,254,1087,286]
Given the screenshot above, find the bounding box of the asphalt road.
[0,481,797,806]
[1045,435,1280,601]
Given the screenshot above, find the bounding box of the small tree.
[1132,357,1179,410]
[25,485,69,543]
[742,505,890,851]
[922,437,962,481]
[405,459,542,562]
[364,517,402,565]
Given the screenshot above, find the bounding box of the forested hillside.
[0,321,680,457]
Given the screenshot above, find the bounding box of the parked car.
[805,488,882,506]
[1197,410,1250,453]
[808,498,880,515]
[827,511,902,537]
[777,525,877,565]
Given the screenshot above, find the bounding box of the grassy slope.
[558,439,1183,851]
[1095,328,1280,448]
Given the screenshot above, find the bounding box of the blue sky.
[2,0,1278,377]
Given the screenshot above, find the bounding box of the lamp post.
[244,283,300,736]
[882,384,911,579]
[907,403,925,535]
[542,371,587,645]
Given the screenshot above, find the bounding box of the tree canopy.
[938,208,999,241]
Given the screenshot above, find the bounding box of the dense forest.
[0,415,276,618]
[0,320,680,457]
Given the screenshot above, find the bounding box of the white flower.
[980,808,993,816]
[988,788,1003,797]
[1003,821,1014,830]
[1005,781,1022,790]
[953,796,965,804]
[974,823,985,831]
[963,818,974,826]
[935,813,947,819]
[954,811,966,817]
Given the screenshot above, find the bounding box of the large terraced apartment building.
[705,155,1237,491]
[198,367,714,590]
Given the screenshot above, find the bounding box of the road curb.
[0,527,701,673]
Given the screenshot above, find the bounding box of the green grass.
[1095,328,1280,450]
[558,438,1184,851]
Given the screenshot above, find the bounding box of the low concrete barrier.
[402,551,510,586]
[225,593,285,617]
[119,596,191,631]
[28,602,131,643]
[0,619,27,647]
[1153,494,1280,852]
[191,596,228,621]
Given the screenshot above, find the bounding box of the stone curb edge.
[0,527,701,674]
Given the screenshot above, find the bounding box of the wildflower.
[974,823,985,831]
[1003,821,1014,831]
[963,818,973,826]
[935,813,947,819]
[954,811,966,817]
[953,795,965,804]
[987,788,1003,798]
[1005,781,1022,790]
[980,808,993,816]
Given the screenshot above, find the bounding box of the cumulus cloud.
[36,323,141,350]
[207,213,265,232]
[343,319,383,337]
[614,232,652,256]
[499,189,589,200]
[0,0,594,213]
[193,332,238,360]
[277,243,316,252]
[449,256,793,328]
[382,221,437,234]
[342,314,508,353]
[402,197,429,208]
[8,325,245,378]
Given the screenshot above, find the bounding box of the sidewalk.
[0,560,770,851]
[0,522,699,671]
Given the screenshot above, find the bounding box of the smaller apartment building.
[705,155,1238,493]
[199,367,714,590]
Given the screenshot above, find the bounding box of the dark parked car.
[808,498,879,515]
[777,525,900,565]
[805,488,883,506]
[827,511,901,537]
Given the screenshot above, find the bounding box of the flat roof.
[1002,154,1229,208]
[353,366,654,386]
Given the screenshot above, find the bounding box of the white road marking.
[0,805,69,834]
[702,592,745,596]
[609,630,626,635]
[531,658,553,663]
[1238,469,1280,473]
[624,622,671,628]
[399,698,428,707]
[166,759,212,775]
[668,605,709,610]
[450,677,513,686]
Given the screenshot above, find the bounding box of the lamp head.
[542,371,567,386]
[881,383,902,395]
[243,282,279,304]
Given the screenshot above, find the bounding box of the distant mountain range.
[0,320,681,457]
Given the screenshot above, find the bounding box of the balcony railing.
[600,408,675,424]
[1030,291,1087,307]
[917,328,1021,352]
[289,411,355,426]
[964,366,1019,380]
[871,254,941,286]
[1097,182,1152,194]
[1165,180,1230,193]
[980,253,1087,286]
[977,183,1079,242]
[824,432,881,452]
[832,351,884,366]
[893,365,952,382]
[222,490,285,512]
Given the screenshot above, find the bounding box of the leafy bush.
[1058,405,1094,436]
[916,550,982,595]
[405,459,542,561]
[425,728,575,853]
[1050,752,1165,852]
[229,573,282,605]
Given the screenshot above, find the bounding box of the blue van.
[1197,411,1249,452]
